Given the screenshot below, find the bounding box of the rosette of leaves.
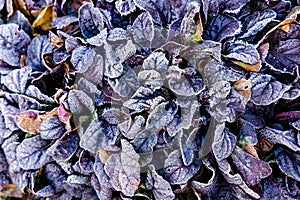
[0,0,300,199]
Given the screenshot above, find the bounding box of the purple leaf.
[164,150,201,185]
[0,24,31,66]
[104,139,140,197]
[16,135,52,170]
[40,116,66,140]
[249,73,290,106]
[46,133,79,161]
[78,3,104,38]
[146,165,175,200]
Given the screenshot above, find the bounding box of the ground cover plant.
[0,0,300,199]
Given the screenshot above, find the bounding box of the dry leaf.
[232,60,262,72]
[32,4,57,31]
[16,108,58,134]
[49,31,64,48]
[243,144,259,158]
[233,78,251,101]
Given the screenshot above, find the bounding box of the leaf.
[258,127,300,152]
[138,69,163,89]
[25,85,55,104]
[16,135,52,170]
[103,41,123,78]
[78,3,104,38]
[167,66,205,96]
[93,154,111,187]
[275,147,300,181]
[104,139,140,197]
[191,160,218,194]
[231,146,272,186]
[43,163,66,191]
[212,126,237,161]
[266,38,300,74]
[1,66,31,94]
[116,39,137,63]
[83,54,104,84]
[80,119,120,152]
[143,52,168,76]
[164,150,201,185]
[122,115,145,139]
[32,4,57,31]
[91,174,113,200]
[0,112,12,138]
[52,15,78,29]
[233,79,251,101]
[78,150,95,173]
[134,0,171,26]
[0,24,31,66]
[16,109,57,134]
[102,108,130,125]
[203,59,244,84]
[249,73,291,105]
[115,0,136,16]
[216,159,260,199]
[131,12,154,47]
[108,66,139,97]
[209,82,248,123]
[202,14,240,42]
[146,101,178,130]
[40,116,66,140]
[26,35,54,71]
[180,133,194,166]
[71,46,96,73]
[123,86,165,112]
[67,89,95,114]
[224,41,260,65]
[46,133,79,161]
[0,0,4,10]
[241,10,276,39]
[132,128,158,153]
[208,0,250,14]
[237,118,258,145]
[146,165,175,200]
[86,28,108,46]
[106,28,127,42]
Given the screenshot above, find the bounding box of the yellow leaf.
[192,18,203,43]
[232,60,262,72]
[98,148,111,164]
[32,4,57,31]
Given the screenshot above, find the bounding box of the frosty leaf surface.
[164,150,201,185]
[104,140,140,197]
[131,12,154,47]
[40,116,66,140]
[16,135,52,170]
[78,3,104,38]
[249,73,290,105]
[146,165,175,200]
[0,24,31,66]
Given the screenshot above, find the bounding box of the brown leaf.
[256,138,274,151]
[233,78,251,101]
[16,108,58,134]
[32,4,57,31]
[49,31,64,48]
[243,144,259,158]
